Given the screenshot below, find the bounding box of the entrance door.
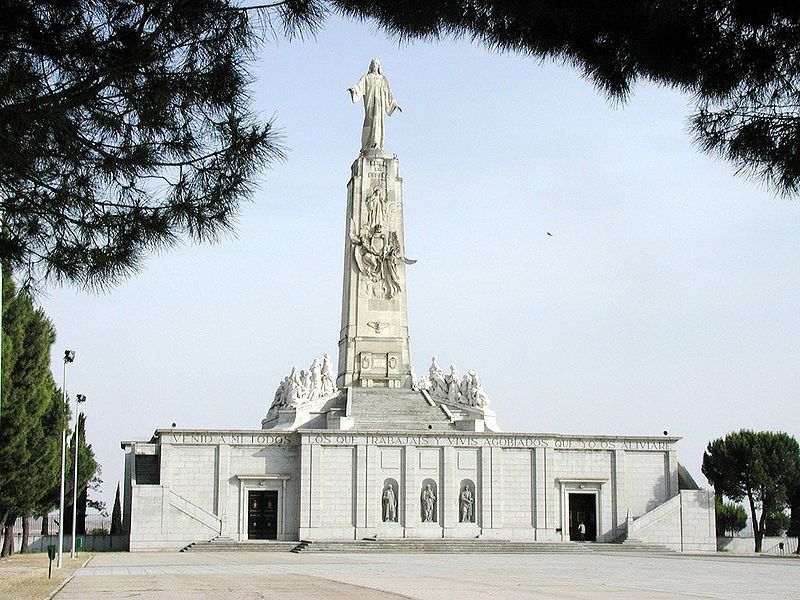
[568,493,597,541]
[248,490,278,540]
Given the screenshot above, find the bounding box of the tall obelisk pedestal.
[337,152,412,389]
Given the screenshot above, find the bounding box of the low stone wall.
[718,536,798,554]
[0,533,129,552]
[628,490,716,552]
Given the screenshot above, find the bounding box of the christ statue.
[349,58,401,153]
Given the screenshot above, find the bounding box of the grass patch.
[0,552,91,600]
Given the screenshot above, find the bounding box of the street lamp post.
[57,350,75,569]
[70,393,86,558]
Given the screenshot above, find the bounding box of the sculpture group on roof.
[270,353,338,410]
[414,356,491,408]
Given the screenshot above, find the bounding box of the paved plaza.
[55,551,797,599]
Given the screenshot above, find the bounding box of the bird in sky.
[546,232,554,237]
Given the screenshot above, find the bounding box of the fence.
[717,536,799,554]
[1,515,121,553]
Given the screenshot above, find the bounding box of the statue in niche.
[459,485,475,523]
[365,187,388,229]
[349,58,401,153]
[382,484,397,522]
[421,484,436,523]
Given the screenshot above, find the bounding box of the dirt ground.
[0,552,91,600]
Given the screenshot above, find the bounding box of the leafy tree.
[62,413,100,536]
[764,510,790,537]
[110,483,123,535]
[715,498,747,537]
[789,483,800,540]
[703,430,800,552]
[0,1,288,288]
[325,1,800,196]
[0,272,66,556]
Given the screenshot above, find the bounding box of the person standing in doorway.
[578,521,586,542]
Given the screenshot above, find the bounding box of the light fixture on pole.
[70,393,86,558]
[57,350,75,569]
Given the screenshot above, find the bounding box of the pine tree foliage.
[715,498,747,537]
[321,0,800,195]
[62,412,99,534]
[0,1,288,288]
[703,430,800,552]
[764,509,790,536]
[5,1,799,290]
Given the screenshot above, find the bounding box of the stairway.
[181,536,298,552]
[611,538,676,553]
[291,539,676,554]
[347,388,455,431]
[183,536,676,554]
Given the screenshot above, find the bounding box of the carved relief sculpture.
[421,484,436,523]
[366,187,388,229]
[349,221,414,300]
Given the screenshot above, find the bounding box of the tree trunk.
[63,503,73,533]
[77,487,87,535]
[1,519,15,556]
[747,493,763,553]
[20,517,30,553]
[41,513,49,536]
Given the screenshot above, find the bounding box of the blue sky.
[41,15,800,508]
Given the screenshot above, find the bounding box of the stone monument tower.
[337,58,413,389]
[262,58,499,432]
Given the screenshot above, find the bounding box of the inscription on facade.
[164,432,672,452]
[306,433,671,451]
[168,433,294,445]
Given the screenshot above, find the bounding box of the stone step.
[292,540,676,554]
[183,537,676,554]
[350,407,447,419]
[181,537,299,552]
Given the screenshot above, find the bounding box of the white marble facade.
[120,60,716,552]
[121,429,714,551]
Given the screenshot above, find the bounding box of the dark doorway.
[568,493,597,542]
[248,490,278,540]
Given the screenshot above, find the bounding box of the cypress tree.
[0,273,67,555]
[110,484,123,536]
